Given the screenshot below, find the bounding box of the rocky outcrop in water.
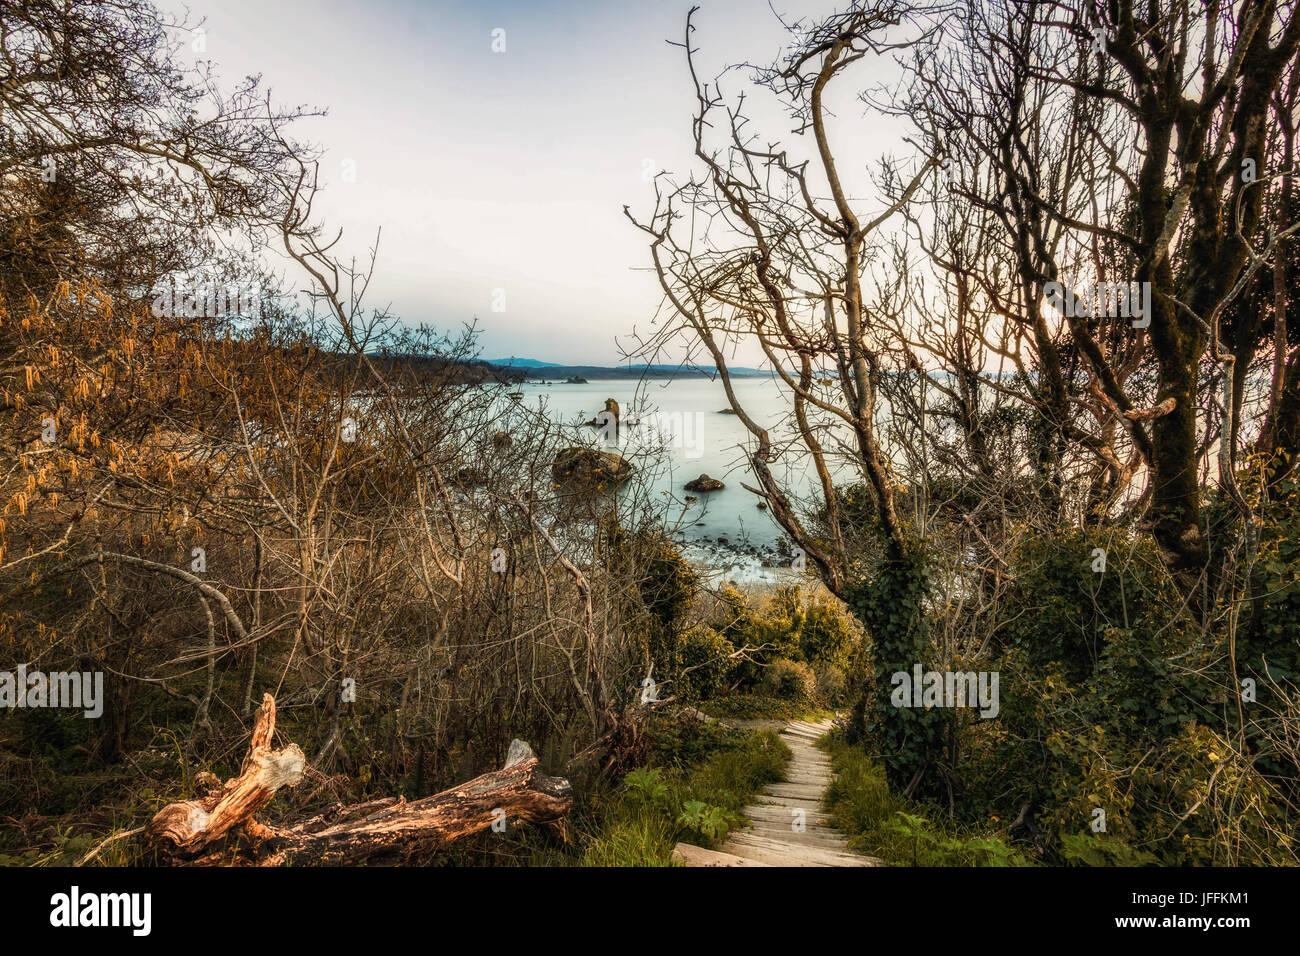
[584,398,621,428]
[685,473,725,492]
[552,446,633,485]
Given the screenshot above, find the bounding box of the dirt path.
[674,717,881,867]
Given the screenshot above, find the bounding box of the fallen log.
[260,738,572,865]
[141,694,572,865]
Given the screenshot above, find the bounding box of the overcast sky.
[164,0,907,365]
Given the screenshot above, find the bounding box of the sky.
[162,0,910,365]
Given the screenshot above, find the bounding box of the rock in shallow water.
[685,473,725,492]
[551,446,633,485]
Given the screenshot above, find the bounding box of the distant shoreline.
[490,360,776,381]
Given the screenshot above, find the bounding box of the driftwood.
[141,693,572,865]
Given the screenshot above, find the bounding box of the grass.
[820,734,1032,867]
[566,714,792,866]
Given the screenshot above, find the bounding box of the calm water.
[515,375,837,582]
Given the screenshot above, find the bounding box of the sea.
[513,374,841,586]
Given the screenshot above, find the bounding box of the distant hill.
[485,358,772,380]
[485,358,566,369]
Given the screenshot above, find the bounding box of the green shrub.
[763,658,816,700]
[705,584,862,693]
[813,662,848,705]
[1230,471,1300,795]
[950,525,1288,864]
[676,799,741,843]
[822,735,1028,866]
[622,767,669,806]
[1058,833,1160,866]
[674,625,735,701]
[996,526,1197,683]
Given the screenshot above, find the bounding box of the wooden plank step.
[751,788,826,804]
[726,836,872,865]
[671,842,768,867]
[764,783,827,800]
[739,815,845,833]
[725,832,876,867]
[718,841,833,867]
[739,827,855,847]
[783,732,827,744]
[781,776,832,788]
[743,806,834,826]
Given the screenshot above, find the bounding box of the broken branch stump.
[144,693,304,855]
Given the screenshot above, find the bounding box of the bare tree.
[628,1,936,593]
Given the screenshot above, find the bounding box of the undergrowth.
[821,733,1032,866]
[517,713,791,867]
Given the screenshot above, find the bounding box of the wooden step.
[719,840,833,867]
[743,805,834,826]
[764,783,828,800]
[738,826,856,847]
[672,842,768,867]
[726,832,877,867]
